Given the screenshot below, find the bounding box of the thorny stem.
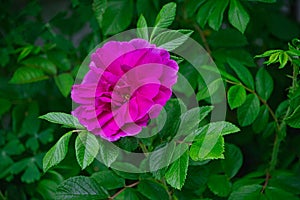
[109,181,139,200]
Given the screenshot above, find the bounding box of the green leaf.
[43,131,72,172]
[237,94,260,126]
[137,14,149,41]
[4,139,25,155]
[165,150,189,190]
[101,0,133,35]
[115,188,140,200]
[228,85,247,109]
[149,142,176,172]
[196,0,216,28]
[9,67,48,84]
[56,176,109,200]
[207,174,232,197]
[227,58,255,90]
[21,162,41,183]
[39,112,84,129]
[151,2,177,39]
[208,0,229,31]
[91,170,125,190]
[0,98,12,116]
[176,106,214,138]
[54,73,74,97]
[255,49,282,58]
[285,105,300,128]
[221,144,243,179]
[151,29,193,51]
[255,68,274,100]
[92,0,107,29]
[278,52,289,69]
[22,56,57,75]
[136,0,159,26]
[75,131,100,170]
[197,78,223,100]
[265,187,299,200]
[201,65,241,83]
[97,138,119,167]
[47,50,71,71]
[137,180,169,200]
[229,184,263,200]
[252,105,269,133]
[190,135,225,161]
[228,0,250,33]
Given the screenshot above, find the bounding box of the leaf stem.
[109,181,139,200]
[225,79,280,129]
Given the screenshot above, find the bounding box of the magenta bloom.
[71,39,178,141]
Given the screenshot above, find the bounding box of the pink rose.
[71,39,178,141]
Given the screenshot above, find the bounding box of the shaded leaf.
[255,68,273,100]
[9,67,48,84]
[237,94,260,126]
[54,73,74,97]
[208,174,232,197]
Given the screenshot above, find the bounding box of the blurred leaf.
[208,174,232,197]
[255,68,274,100]
[221,144,243,179]
[252,105,269,133]
[265,187,299,200]
[0,48,10,67]
[229,184,263,200]
[26,137,39,152]
[285,105,300,128]
[92,0,107,29]
[165,149,189,189]
[152,29,193,51]
[9,67,48,84]
[137,14,149,41]
[39,112,84,129]
[0,98,11,116]
[22,56,57,75]
[75,131,100,170]
[208,28,248,47]
[228,85,247,109]
[136,0,159,26]
[21,162,41,183]
[43,131,72,172]
[228,0,250,33]
[137,180,169,200]
[91,170,125,190]
[4,139,25,156]
[227,58,254,90]
[151,2,177,39]
[56,176,109,200]
[54,73,74,97]
[101,0,133,35]
[237,94,260,126]
[208,0,229,31]
[47,51,71,71]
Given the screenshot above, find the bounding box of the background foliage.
[1,0,300,199]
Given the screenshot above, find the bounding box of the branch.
[109,181,140,200]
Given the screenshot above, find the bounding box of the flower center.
[123,94,130,101]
